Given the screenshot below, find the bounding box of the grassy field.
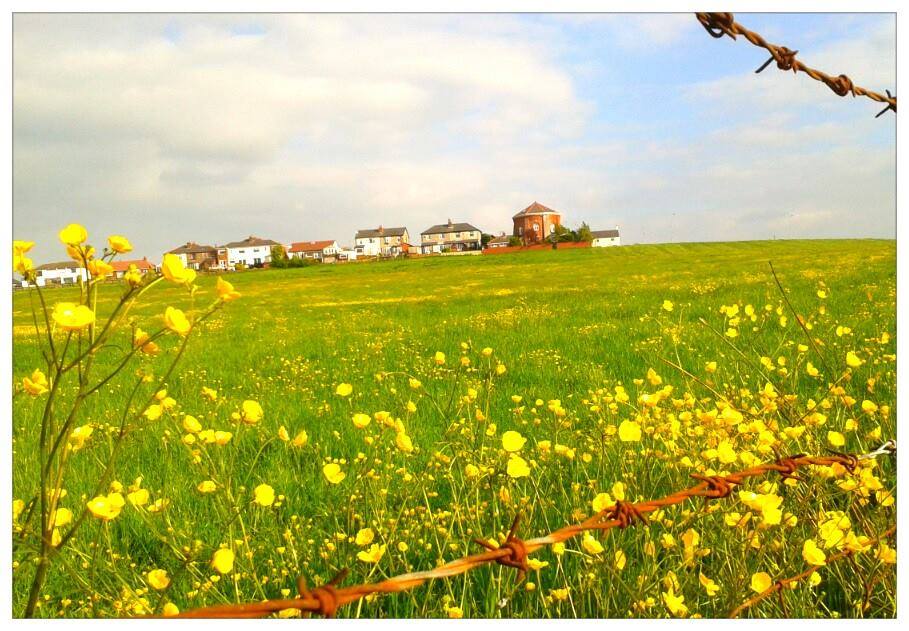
[12,239,897,618]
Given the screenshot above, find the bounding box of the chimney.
[447,218,452,227]
[378,225,384,234]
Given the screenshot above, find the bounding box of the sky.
[13,13,896,263]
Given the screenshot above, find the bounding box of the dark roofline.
[590,229,620,238]
[420,222,480,235]
[34,261,83,271]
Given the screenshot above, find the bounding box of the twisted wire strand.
[695,12,896,116]
[168,451,891,619]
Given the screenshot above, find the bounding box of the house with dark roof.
[590,228,621,248]
[167,242,218,270]
[354,226,410,257]
[512,201,562,244]
[219,236,281,269]
[419,219,482,254]
[33,261,87,287]
[288,240,340,261]
[485,233,512,249]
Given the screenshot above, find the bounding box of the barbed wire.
[695,12,896,117]
[166,445,894,618]
[729,523,896,618]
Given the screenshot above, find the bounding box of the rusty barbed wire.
[729,523,896,618]
[165,447,894,619]
[695,12,896,117]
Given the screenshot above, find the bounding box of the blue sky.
[13,13,895,263]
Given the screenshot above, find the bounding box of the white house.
[590,228,621,248]
[336,248,359,262]
[355,226,409,257]
[34,261,88,287]
[221,236,281,269]
[288,240,340,261]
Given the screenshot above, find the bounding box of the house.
[167,242,218,270]
[221,236,281,269]
[288,240,340,261]
[512,201,562,244]
[486,234,512,249]
[419,220,482,254]
[591,228,621,247]
[354,226,410,257]
[33,261,87,287]
[110,258,157,279]
[336,248,359,262]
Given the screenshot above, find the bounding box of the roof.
[111,259,155,272]
[223,236,280,249]
[590,229,620,239]
[168,242,217,255]
[512,201,560,219]
[421,221,480,236]
[35,261,83,271]
[487,235,512,244]
[355,227,408,239]
[289,240,336,253]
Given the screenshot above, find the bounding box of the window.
[549,224,555,234]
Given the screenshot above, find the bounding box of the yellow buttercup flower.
[147,569,170,590]
[699,573,719,596]
[662,588,687,617]
[355,527,374,546]
[253,484,275,507]
[750,572,772,593]
[827,431,845,447]
[506,455,530,478]
[241,400,264,424]
[501,430,526,453]
[396,432,414,453]
[52,507,73,528]
[434,351,446,365]
[335,383,353,397]
[217,276,241,301]
[160,253,196,285]
[88,259,114,278]
[197,480,217,493]
[323,463,346,484]
[352,413,371,429]
[581,533,604,555]
[108,235,133,253]
[52,302,95,331]
[59,223,88,246]
[662,299,674,312]
[292,430,309,448]
[357,543,386,563]
[86,493,124,521]
[182,415,202,433]
[127,488,150,506]
[163,306,191,336]
[22,368,49,396]
[846,351,864,368]
[211,548,235,574]
[618,420,642,442]
[802,539,827,566]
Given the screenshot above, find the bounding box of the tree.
[481,233,494,247]
[508,236,522,247]
[270,245,289,268]
[576,222,593,243]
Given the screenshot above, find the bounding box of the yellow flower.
[551,587,570,602]
[241,400,264,424]
[506,455,530,478]
[147,569,170,590]
[197,480,217,493]
[408,377,422,389]
[127,488,150,506]
[108,235,132,253]
[182,415,202,433]
[434,351,446,365]
[618,420,642,442]
[357,543,386,563]
[875,543,896,564]
[827,431,845,447]
[214,431,232,445]
[355,528,374,546]
[160,253,196,285]
[592,492,615,514]
[162,603,180,616]
[705,361,717,373]
[802,539,826,566]
[806,362,819,377]
[201,386,218,401]
[614,550,627,571]
[88,259,114,278]
[52,302,95,331]
[211,548,235,574]
[163,306,191,336]
[662,299,674,312]
[123,264,144,287]
[446,606,463,619]
[662,588,687,617]
[861,400,878,414]
[323,463,346,484]
[13,240,35,255]
[216,276,241,301]
[396,432,414,453]
[335,383,353,397]
[846,351,864,368]
[22,369,49,396]
[352,413,371,429]
[292,430,309,448]
[86,493,124,521]
[750,572,772,593]
[52,507,73,528]
[253,484,275,507]
[581,533,604,555]
[699,573,719,597]
[501,430,526,452]
[59,223,88,246]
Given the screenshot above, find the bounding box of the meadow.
[11,238,897,618]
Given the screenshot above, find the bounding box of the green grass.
[12,239,897,618]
